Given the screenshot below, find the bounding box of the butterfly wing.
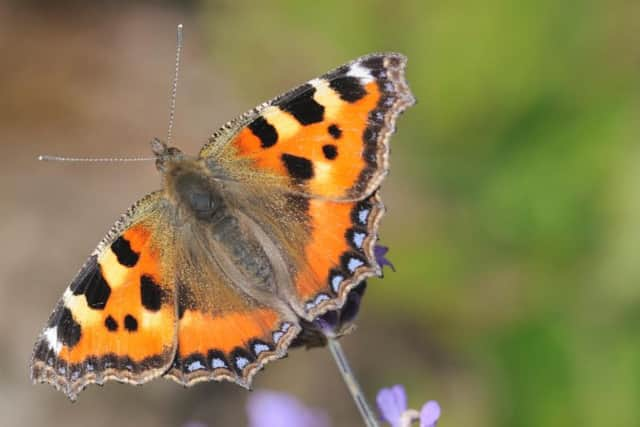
[31,188,303,396]
[288,191,384,319]
[165,292,299,388]
[200,53,414,201]
[200,53,413,320]
[31,192,178,400]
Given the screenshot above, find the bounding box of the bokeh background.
[2,1,639,426]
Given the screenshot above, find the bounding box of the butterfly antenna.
[166,23,183,146]
[37,155,156,162]
[38,24,185,165]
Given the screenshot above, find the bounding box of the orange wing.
[290,191,384,320]
[200,53,413,321]
[200,53,414,201]
[31,193,177,400]
[165,300,299,388]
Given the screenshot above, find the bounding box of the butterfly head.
[150,137,186,172]
[150,138,228,222]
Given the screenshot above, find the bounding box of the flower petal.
[376,384,407,426]
[419,400,441,427]
[374,245,396,272]
[247,390,330,427]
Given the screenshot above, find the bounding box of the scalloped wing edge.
[162,321,301,389]
[29,191,174,401]
[300,191,385,321]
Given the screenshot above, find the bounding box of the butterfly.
[30,52,415,400]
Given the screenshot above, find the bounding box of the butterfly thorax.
[154,144,286,301]
[151,138,225,220]
[163,158,225,222]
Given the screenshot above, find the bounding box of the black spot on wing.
[124,314,138,332]
[329,76,367,102]
[140,275,163,311]
[328,124,342,139]
[105,315,118,331]
[360,56,385,77]
[54,306,81,347]
[110,236,139,267]
[278,84,324,125]
[84,269,111,309]
[248,116,278,148]
[281,154,314,180]
[70,258,112,310]
[322,144,338,160]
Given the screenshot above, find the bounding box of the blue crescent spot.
[348,258,365,272]
[187,360,205,372]
[353,232,366,248]
[331,274,344,292]
[211,358,226,369]
[253,343,271,355]
[235,357,250,370]
[358,209,369,224]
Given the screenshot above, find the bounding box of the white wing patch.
[347,63,374,84]
[44,327,62,355]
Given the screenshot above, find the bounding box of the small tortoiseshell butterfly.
[30,50,415,400]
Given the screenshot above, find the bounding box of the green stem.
[327,337,380,427]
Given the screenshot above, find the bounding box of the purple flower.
[375,245,396,272]
[247,390,330,427]
[377,385,408,426]
[377,385,440,427]
[420,401,441,427]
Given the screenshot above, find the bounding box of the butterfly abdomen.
[162,159,283,293]
[209,215,275,287]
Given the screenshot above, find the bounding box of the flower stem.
[327,337,380,427]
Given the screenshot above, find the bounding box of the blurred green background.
[2,0,639,426]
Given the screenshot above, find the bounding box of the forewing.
[200,53,414,201]
[30,192,178,400]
